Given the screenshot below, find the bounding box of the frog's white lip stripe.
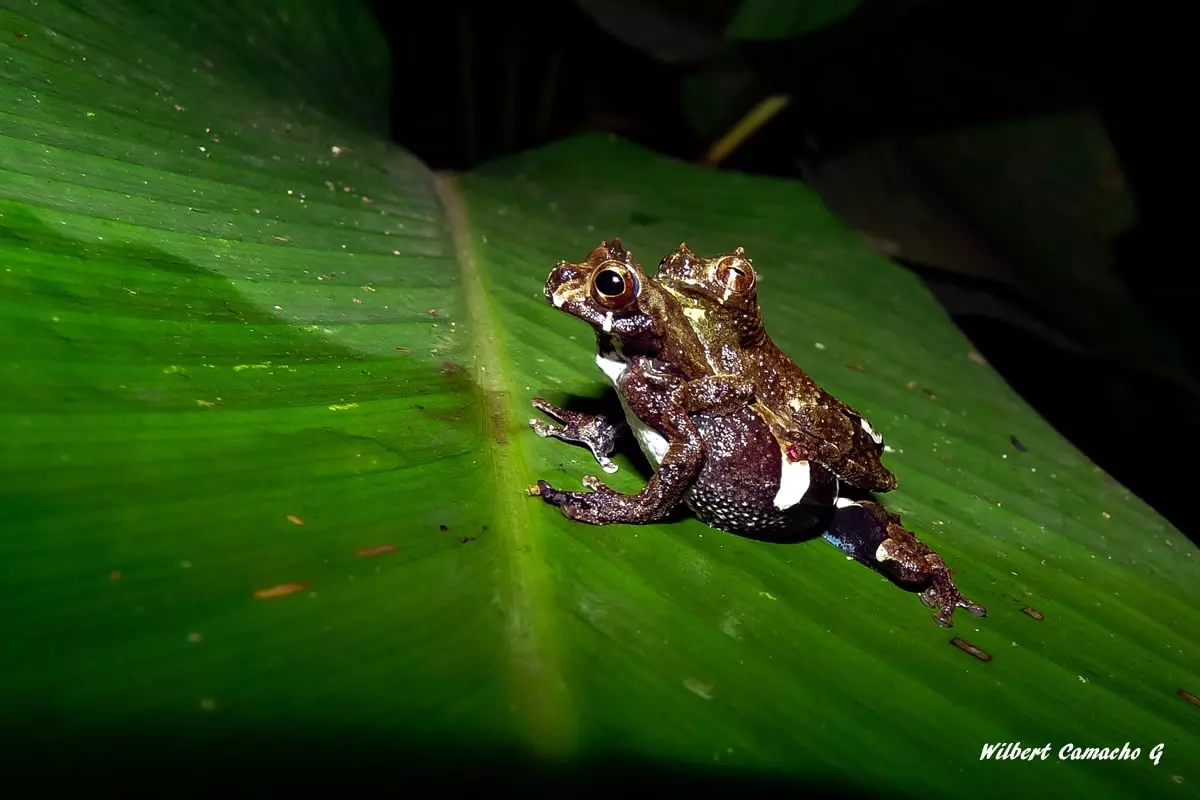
[601,311,614,332]
[551,290,567,308]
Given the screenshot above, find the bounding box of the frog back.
[753,350,898,493]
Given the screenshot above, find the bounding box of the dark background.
[366,0,1199,541]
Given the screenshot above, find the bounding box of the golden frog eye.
[591,264,638,308]
[715,256,755,295]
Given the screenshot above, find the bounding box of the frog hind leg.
[529,397,625,474]
[531,404,704,525]
[823,498,987,627]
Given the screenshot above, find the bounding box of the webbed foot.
[529,398,624,474]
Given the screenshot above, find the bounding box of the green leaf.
[725,0,862,41]
[2,1,1198,795]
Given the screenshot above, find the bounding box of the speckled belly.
[686,408,838,537]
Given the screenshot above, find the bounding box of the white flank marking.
[834,497,860,509]
[594,351,625,384]
[860,416,883,444]
[594,352,669,467]
[773,459,811,510]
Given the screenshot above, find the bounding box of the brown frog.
[655,242,986,626]
[529,238,837,534]
[529,239,986,627]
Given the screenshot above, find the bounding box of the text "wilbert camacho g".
[980,742,1165,765]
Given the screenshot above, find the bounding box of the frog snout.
[544,262,584,308]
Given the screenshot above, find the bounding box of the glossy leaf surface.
[1,1,1197,794]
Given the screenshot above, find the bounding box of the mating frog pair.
[528,239,986,628]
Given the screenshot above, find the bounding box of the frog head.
[656,244,764,346]
[545,238,697,362]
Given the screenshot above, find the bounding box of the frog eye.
[715,257,755,295]
[591,264,639,308]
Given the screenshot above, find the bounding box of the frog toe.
[532,479,570,507]
[581,475,616,492]
[920,579,987,628]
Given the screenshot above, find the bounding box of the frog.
[528,238,986,627]
[528,238,836,535]
[653,242,987,626]
[656,243,896,492]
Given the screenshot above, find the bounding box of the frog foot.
[877,532,988,628]
[529,398,623,474]
[530,477,620,525]
[919,573,989,628]
[825,499,987,627]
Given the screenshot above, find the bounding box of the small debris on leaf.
[109,570,122,581]
[393,346,411,354]
[1010,435,1027,452]
[1177,689,1200,709]
[286,514,305,526]
[950,637,992,661]
[845,363,868,373]
[187,632,203,643]
[428,308,439,317]
[459,537,477,544]
[968,350,988,365]
[906,379,918,389]
[1101,511,1111,519]
[356,544,397,558]
[438,524,449,532]
[1021,606,1044,621]
[253,582,310,600]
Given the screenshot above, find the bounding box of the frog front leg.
[532,377,705,525]
[628,356,755,416]
[824,498,987,627]
[529,398,625,474]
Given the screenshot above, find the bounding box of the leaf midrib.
[434,173,577,758]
